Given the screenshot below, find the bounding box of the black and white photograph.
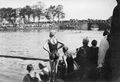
[0,0,119,82]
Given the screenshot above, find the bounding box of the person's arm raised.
[43,40,51,54]
[57,41,64,50]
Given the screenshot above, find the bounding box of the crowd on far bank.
[23,28,111,82]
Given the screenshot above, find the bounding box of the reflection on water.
[0,31,103,82]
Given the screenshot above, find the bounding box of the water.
[0,30,103,82]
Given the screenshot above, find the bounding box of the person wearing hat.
[23,64,39,82]
[38,63,50,82]
[43,30,64,82]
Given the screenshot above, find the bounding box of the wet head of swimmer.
[62,46,69,54]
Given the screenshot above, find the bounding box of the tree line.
[0,1,111,31]
[0,1,65,24]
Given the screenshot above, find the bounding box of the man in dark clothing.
[90,40,98,67]
[76,38,91,82]
[89,40,99,81]
[110,0,120,35]
[110,0,120,81]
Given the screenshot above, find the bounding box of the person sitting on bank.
[23,64,39,82]
[38,63,50,82]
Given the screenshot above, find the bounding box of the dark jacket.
[23,74,39,82]
[76,45,90,67]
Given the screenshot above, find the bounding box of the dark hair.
[103,30,109,36]
[116,0,120,3]
[91,40,97,46]
[62,46,68,53]
[26,64,34,72]
[49,31,55,38]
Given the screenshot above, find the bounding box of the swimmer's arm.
[57,41,64,50]
[43,41,50,54]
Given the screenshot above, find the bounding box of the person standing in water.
[43,31,64,82]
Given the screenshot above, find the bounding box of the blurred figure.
[43,30,64,82]
[98,30,110,68]
[57,58,66,79]
[110,0,120,81]
[38,63,50,82]
[89,40,99,81]
[23,64,39,82]
[97,30,111,81]
[75,38,90,66]
[62,46,74,74]
[90,40,98,67]
[62,46,79,82]
[110,0,120,34]
[75,38,91,82]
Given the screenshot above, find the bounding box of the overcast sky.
[0,0,117,20]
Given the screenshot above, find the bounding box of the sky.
[0,0,117,20]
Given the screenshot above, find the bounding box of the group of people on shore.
[21,0,120,81]
[23,29,111,82]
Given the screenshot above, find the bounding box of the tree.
[45,5,65,22]
[20,8,26,18]
[56,5,65,22]
[31,5,37,22]
[32,1,45,22]
[0,8,6,21]
[45,5,56,22]
[24,5,32,22]
[0,8,16,24]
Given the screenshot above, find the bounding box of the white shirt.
[98,35,109,66]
